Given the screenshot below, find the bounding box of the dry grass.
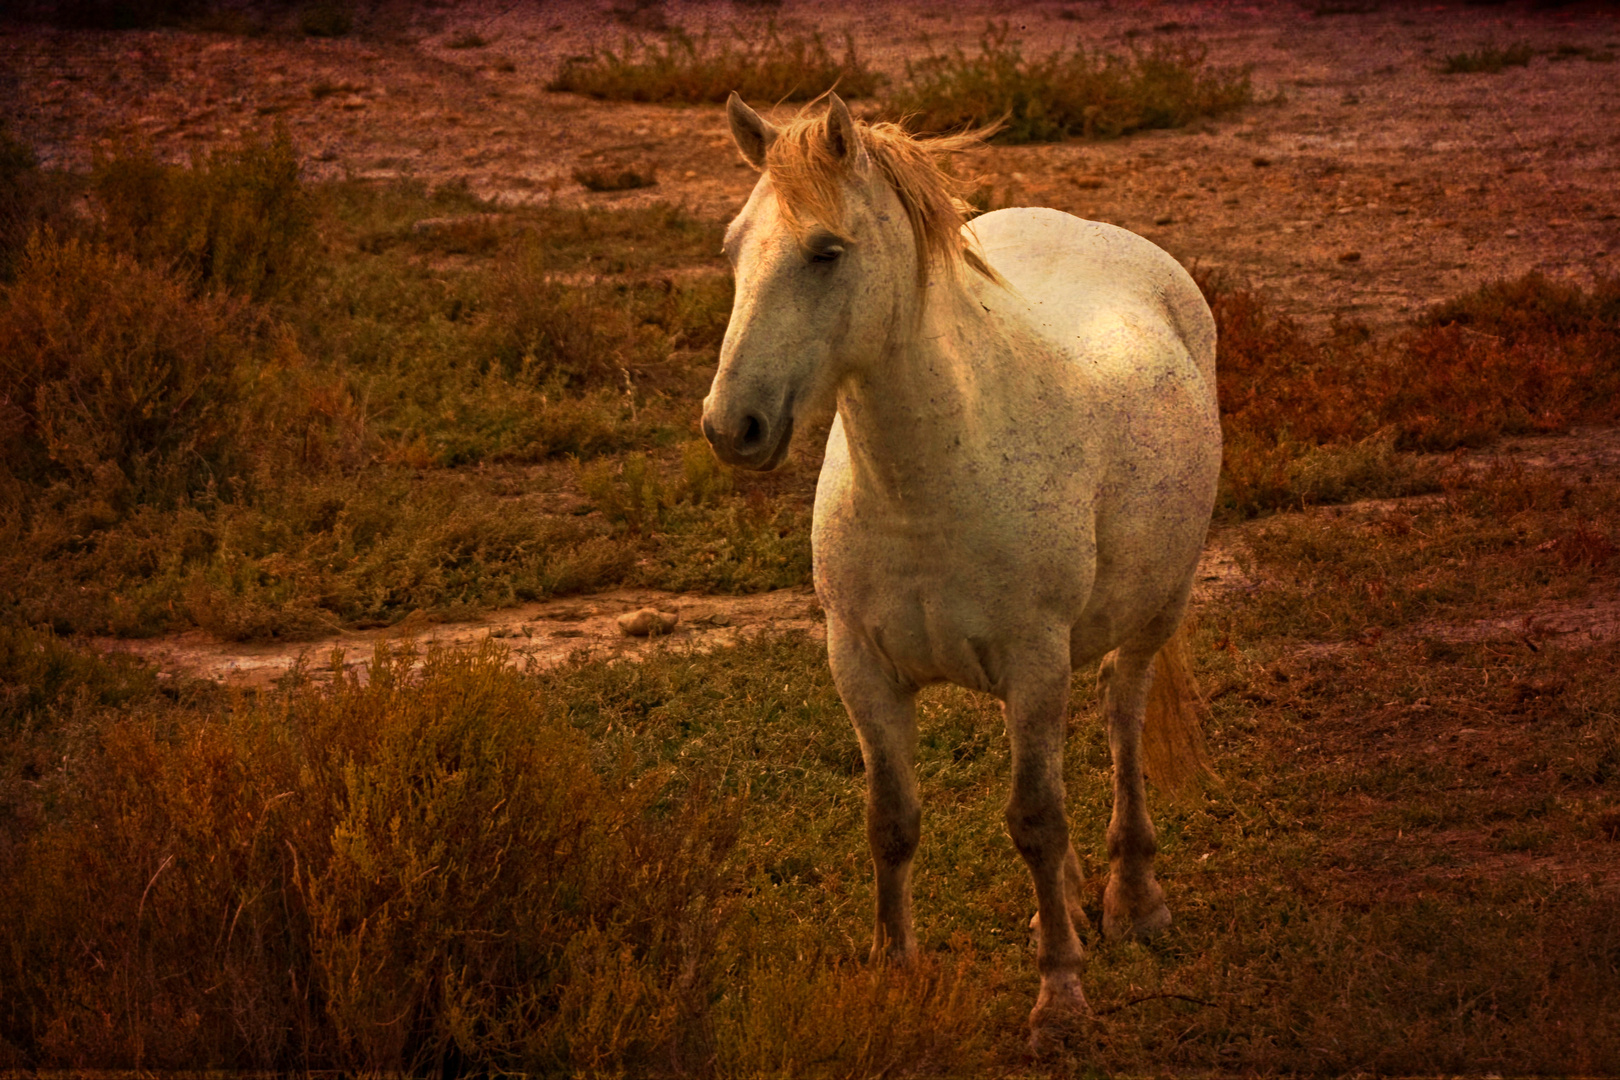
[4,521,1617,1071]
[548,25,882,104]
[890,24,1253,143]
[573,163,659,192]
[0,137,805,640]
[1205,270,1620,517]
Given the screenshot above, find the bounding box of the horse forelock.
[762,105,998,287]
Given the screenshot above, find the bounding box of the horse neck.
[835,274,1005,501]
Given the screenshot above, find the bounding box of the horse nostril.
[740,413,765,449]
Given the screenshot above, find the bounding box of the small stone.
[1504,228,1520,238]
[1154,215,1175,226]
[617,608,678,637]
[1338,251,1362,263]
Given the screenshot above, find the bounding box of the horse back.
[965,207,1217,394]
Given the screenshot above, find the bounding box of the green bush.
[891,25,1252,142]
[549,25,882,103]
[90,127,313,302]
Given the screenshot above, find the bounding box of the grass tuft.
[548,25,882,104]
[891,23,1252,143]
[1441,42,1534,74]
[90,126,313,302]
[573,163,659,192]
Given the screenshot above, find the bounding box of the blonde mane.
[763,101,997,285]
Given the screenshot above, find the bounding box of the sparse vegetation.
[573,163,659,192]
[1440,42,1534,74]
[0,135,796,640]
[3,524,1618,1069]
[890,24,1253,143]
[1205,270,1620,517]
[547,26,882,104]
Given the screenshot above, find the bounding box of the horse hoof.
[1102,900,1171,942]
[1028,980,1089,1054]
[868,942,919,967]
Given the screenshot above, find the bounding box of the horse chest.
[814,500,1088,692]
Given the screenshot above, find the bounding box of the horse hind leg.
[1099,644,1173,941]
[828,622,922,964]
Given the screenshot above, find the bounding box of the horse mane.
[763,100,998,286]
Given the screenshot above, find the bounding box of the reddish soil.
[5,0,1619,334]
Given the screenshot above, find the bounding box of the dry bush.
[0,638,741,1072]
[0,234,255,506]
[548,25,882,104]
[1205,271,1620,516]
[574,163,659,192]
[90,127,313,302]
[891,24,1252,143]
[0,138,747,638]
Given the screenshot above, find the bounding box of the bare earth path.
[90,427,1620,685]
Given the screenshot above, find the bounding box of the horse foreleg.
[1004,665,1089,1037]
[1099,646,1172,940]
[829,621,921,965]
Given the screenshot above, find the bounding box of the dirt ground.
[5,0,1620,680]
[4,0,1619,333]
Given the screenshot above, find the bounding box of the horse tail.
[1142,622,1217,799]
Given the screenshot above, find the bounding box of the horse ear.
[727,92,777,171]
[823,93,869,172]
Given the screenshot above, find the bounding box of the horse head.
[701,92,919,471]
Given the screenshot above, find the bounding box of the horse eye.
[809,244,844,264]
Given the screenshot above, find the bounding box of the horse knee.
[1005,793,1069,862]
[1106,818,1157,864]
[868,802,921,867]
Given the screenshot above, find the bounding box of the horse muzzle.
[701,406,795,471]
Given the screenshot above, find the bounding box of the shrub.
[299,0,352,37]
[0,638,741,1071]
[1441,42,1534,74]
[0,124,45,279]
[573,163,659,192]
[548,25,882,104]
[0,234,253,504]
[42,0,206,28]
[90,128,313,302]
[891,24,1252,143]
[1204,271,1620,516]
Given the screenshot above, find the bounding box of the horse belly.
[815,482,1093,693]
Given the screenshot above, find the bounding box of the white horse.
[703,92,1221,1044]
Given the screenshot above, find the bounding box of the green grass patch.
[890,24,1253,143]
[547,25,882,104]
